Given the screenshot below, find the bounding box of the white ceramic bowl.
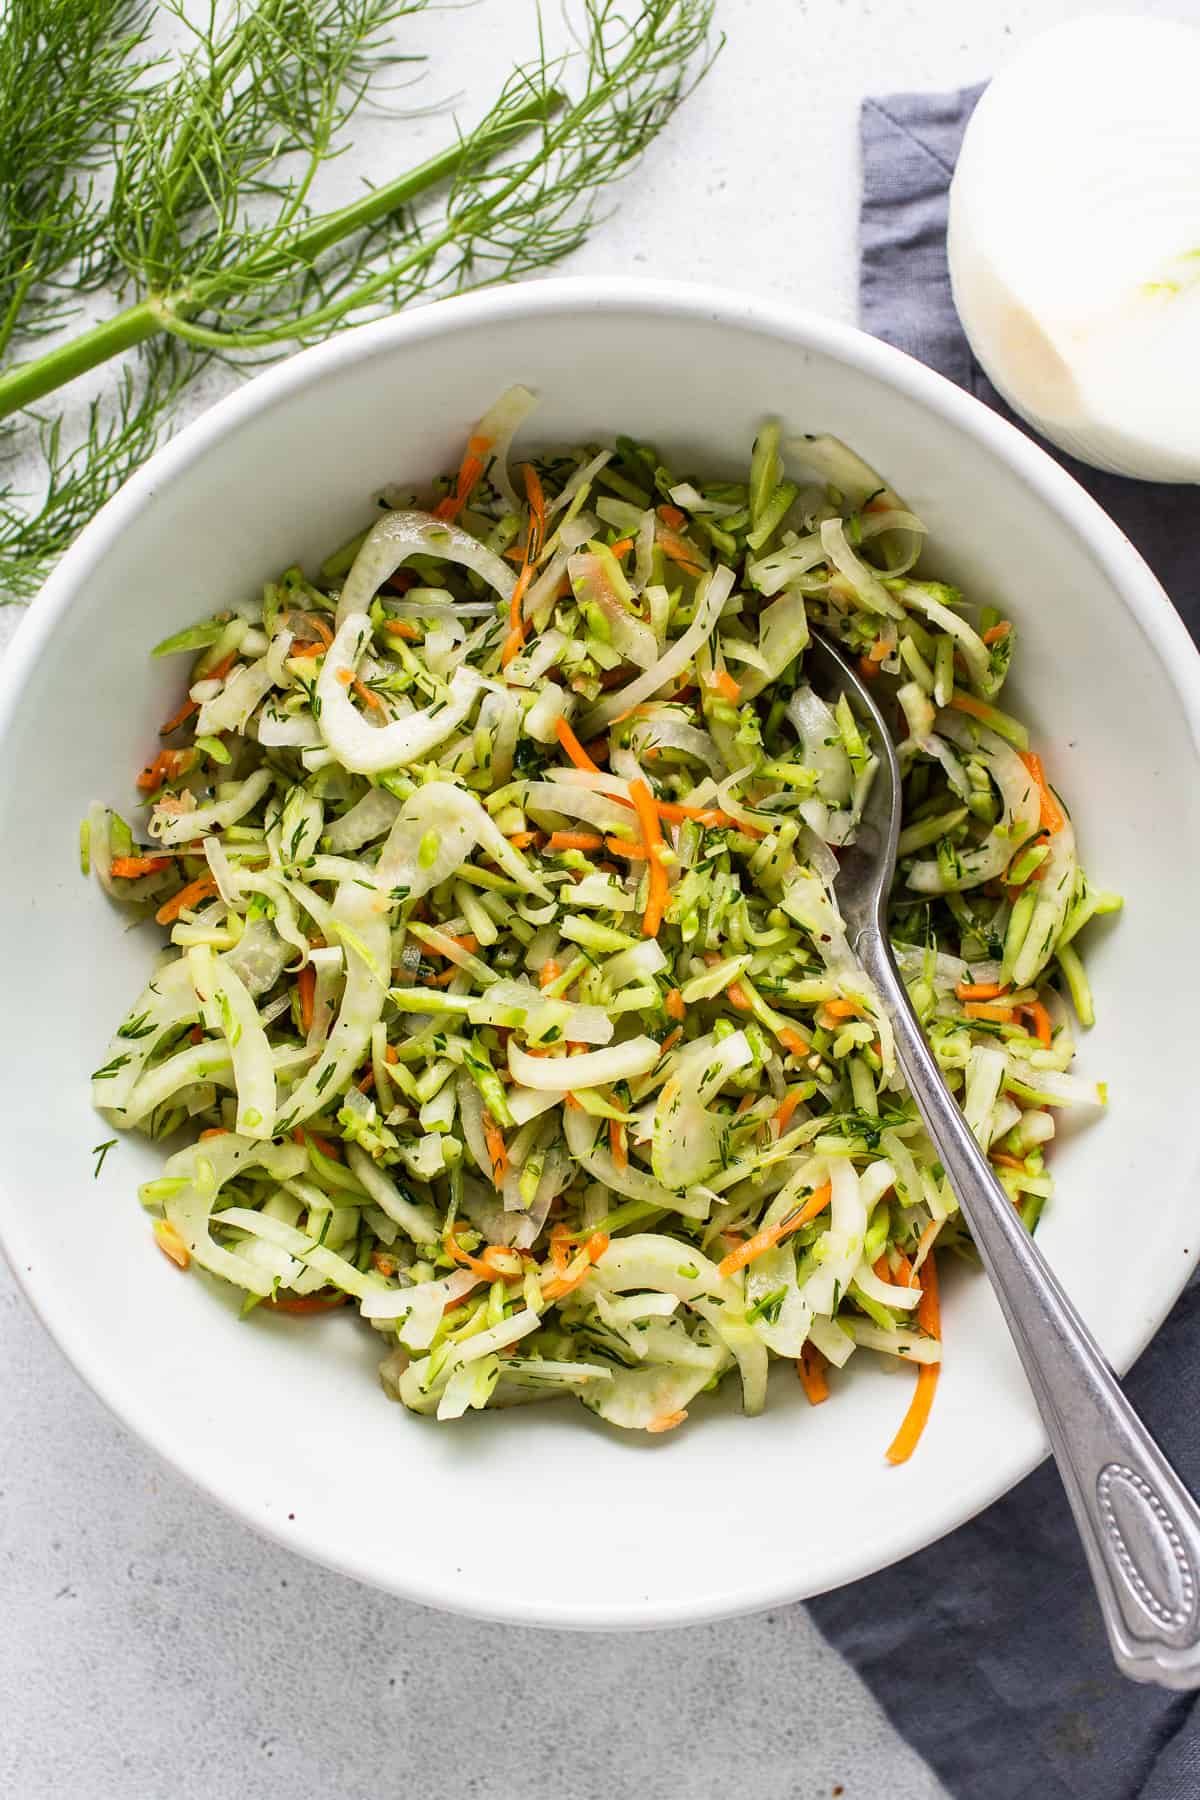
[2,279,1199,1629]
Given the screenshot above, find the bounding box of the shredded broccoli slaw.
[85,390,1120,1453]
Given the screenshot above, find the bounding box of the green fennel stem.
[0,86,559,425]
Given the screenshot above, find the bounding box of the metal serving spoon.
[806,629,1200,1690]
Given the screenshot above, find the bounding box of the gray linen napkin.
[806,86,1200,1800]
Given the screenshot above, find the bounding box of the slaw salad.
[85,389,1119,1454]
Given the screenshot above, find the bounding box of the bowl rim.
[4,275,1199,1628]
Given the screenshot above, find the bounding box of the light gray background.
[2,3,1190,1796]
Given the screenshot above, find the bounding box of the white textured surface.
[1,2,1191,1795]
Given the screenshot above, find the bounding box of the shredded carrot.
[111,854,172,879]
[609,536,634,560]
[291,639,325,660]
[265,1291,349,1315]
[657,503,686,530]
[646,1409,688,1434]
[990,1151,1027,1171]
[554,713,603,773]
[948,692,994,726]
[137,749,188,792]
[717,1182,833,1277]
[353,674,380,711]
[657,526,705,576]
[539,960,561,991]
[541,1231,609,1303]
[660,1027,683,1055]
[445,1220,508,1282]
[300,614,333,648]
[655,800,763,837]
[478,1245,524,1282]
[500,562,533,669]
[665,987,685,1021]
[482,1114,508,1186]
[983,621,1011,646]
[198,1127,228,1140]
[372,1251,398,1277]
[159,694,199,735]
[868,637,890,662]
[822,998,860,1020]
[726,982,753,1012]
[547,830,603,852]
[912,1217,942,1274]
[609,1117,628,1171]
[423,966,460,987]
[384,1043,398,1064]
[857,655,881,681]
[155,874,217,926]
[774,1087,806,1134]
[963,1000,1017,1023]
[383,619,421,641]
[293,1127,342,1161]
[297,964,316,1034]
[707,668,741,704]
[1018,751,1067,835]
[152,1219,190,1270]
[797,1343,829,1406]
[422,934,479,957]
[159,651,237,736]
[629,777,668,937]
[434,432,492,523]
[1017,999,1053,1048]
[504,830,537,849]
[776,1026,809,1058]
[549,1223,573,1276]
[604,836,649,860]
[874,1251,917,1291]
[885,1254,941,1465]
[955,980,1010,1001]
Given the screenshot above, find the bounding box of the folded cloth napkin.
[806,85,1200,1800]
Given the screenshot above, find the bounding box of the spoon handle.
[856,922,1200,1690]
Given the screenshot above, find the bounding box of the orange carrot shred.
[774,1087,805,1134]
[963,1000,1017,1023]
[955,980,1010,1001]
[155,874,217,926]
[547,830,603,852]
[539,959,561,991]
[717,1183,832,1278]
[657,503,686,530]
[297,964,316,1034]
[708,668,741,704]
[885,1254,941,1466]
[265,1291,349,1315]
[983,621,1011,645]
[665,987,685,1021]
[646,1409,688,1434]
[1018,751,1067,835]
[152,1219,190,1270]
[797,1343,829,1405]
[1017,999,1053,1048]
[111,854,172,879]
[434,433,493,523]
[609,1117,628,1171]
[629,777,668,937]
[554,714,603,773]
[482,1114,509,1187]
